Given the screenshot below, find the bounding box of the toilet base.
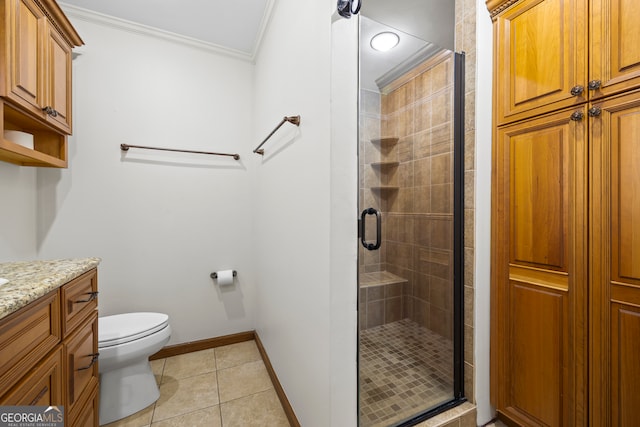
[99,359,160,425]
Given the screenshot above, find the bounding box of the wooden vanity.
[0,259,100,426]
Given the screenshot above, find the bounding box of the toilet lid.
[98,312,169,347]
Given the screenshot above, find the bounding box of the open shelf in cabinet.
[1,101,67,168]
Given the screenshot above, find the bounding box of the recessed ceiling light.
[370,32,400,52]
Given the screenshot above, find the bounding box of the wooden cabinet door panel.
[44,23,71,133]
[611,304,640,427]
[6,0,45,111]
[61,269,98,338]
[509,125,567,269]
[509,283,566,426]
[492,106,587,426]
[494,0,588,125]
[65,312,98,423]
[590,90,640,425]
[0,346,63,406]
[590,0,640,99]
[70,384,98,427]
[0,289,61,393]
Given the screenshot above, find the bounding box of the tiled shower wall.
[358,52,456,341]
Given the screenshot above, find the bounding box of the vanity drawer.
[0,290,61,392]
[65,311,98,423]
[0,345,63,406]
[61,269,98,338]
[70,383,98,427]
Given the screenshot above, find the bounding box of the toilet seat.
[99,312,169,347]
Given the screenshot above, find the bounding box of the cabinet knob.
[588,80,602,91]
[41,106,59,117]
[588,106,602,117]
[570,111,584,121]
[570,85,584,96]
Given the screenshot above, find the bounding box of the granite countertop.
[0,258,101,320]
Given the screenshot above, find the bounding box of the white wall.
[475,0,494,423]
[36,15,256,345]
[0,164,37,260]
[251,0,356,425]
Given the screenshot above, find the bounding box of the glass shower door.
[357,5,465,426]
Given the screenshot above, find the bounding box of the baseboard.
[148,330,301,426]
[149,330,255,360]
[254,332,301,427]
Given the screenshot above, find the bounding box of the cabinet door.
[590,90,640,426]
[494,0,588,125]
[0,346,63,406]
[43,22,72,134]
[491,107,588,426]
[590,0,640,100]
[5,0,46,112]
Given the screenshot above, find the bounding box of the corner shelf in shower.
[371,137,399,147]
[370,161,400,169]
[371,186,399,192]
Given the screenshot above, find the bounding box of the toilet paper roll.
[216,270,234,286]
[3,130,34,150]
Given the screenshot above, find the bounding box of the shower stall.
[357,3,465,425]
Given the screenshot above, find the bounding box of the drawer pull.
[29,386,49,405]
[74,291,99,304]
[77,353,99,371]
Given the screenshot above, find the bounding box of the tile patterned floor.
[359,319,454,427]
[103,340,289,427]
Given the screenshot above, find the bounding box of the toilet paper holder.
[210,270,237,279]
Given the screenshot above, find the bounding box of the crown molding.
[58,2,254,62]
[485,0,520,19]
[250,0,275,62]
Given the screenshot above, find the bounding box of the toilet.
[98,312,171,425]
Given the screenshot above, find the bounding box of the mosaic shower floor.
[359,319,454,427]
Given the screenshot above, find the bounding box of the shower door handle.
[360,208,381,250]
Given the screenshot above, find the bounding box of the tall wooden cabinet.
[488,0,640,425]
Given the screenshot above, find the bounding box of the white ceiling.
[59,0,272,56]
[59,0,455,77]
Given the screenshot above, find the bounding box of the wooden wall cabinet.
[0,269,99,427]
[492,0,640,126]
[488,0,640,425]
[0,0,82,167]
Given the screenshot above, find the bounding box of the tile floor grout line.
[213,349,225,427]
[218,384,276,406]
[148,358,166,426]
